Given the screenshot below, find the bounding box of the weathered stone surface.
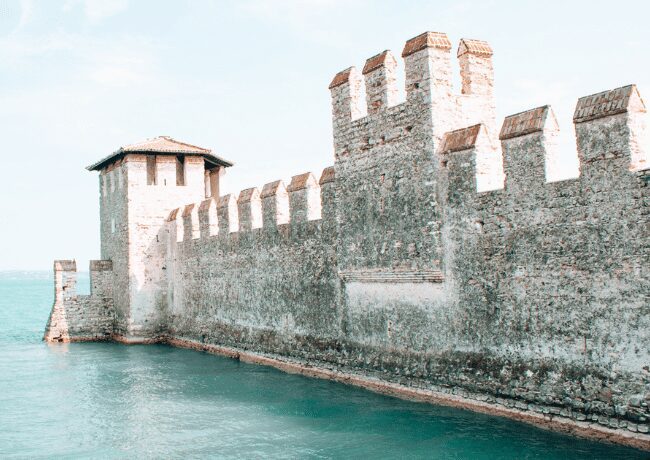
[44,260,115,342]
[45,31,650,447]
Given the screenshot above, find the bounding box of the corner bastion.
[45,31,650,449]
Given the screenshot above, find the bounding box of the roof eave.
[86,150,234,172]
[204,153,234,169]
[86,149,124,171]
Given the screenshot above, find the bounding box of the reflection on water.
[0,273,646,459]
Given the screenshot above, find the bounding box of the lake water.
[0,272,646,459]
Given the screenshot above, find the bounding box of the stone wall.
[439,90,650,433]
[44,260,114,342]
[46,31,650,446]
[164,172,340,354]
[99,154,207,338]
[160,39,650,438]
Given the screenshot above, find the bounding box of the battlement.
[441,84,649,202]
[45,260,114,342]
[167,167,334,243]
[329,31,497,159]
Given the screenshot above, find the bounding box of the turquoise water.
[0,273,647,459]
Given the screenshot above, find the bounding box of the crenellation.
[90,260,113,298]
[198,198,218,237]
[442,127,481,204]
[319,166,335,185]
[457,38,494,96]
[574,85,649,173]
[169,207,183,242]
[217,194,239,234]
[442,123,502,198]
[156,155,177,187]
[329,66,364,144]
[182,203,200,240]
[500,105,559,193]
[441,124,482,154]
[237,187,263,231]
[54,259,77,300]
[362,50,399,114]
[402,31,453,103]
[287,172,322,222]
[318,166,336,224]
[260,180,290,227]
[45,260,115,342]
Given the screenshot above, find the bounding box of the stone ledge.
[339,269,444,283]
[50,333,650,451]
[54,260,76,271]
[89,260,112,271]
[164,336,650,452]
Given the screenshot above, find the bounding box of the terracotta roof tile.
[182,203,195,218]
[217,194,236,208]
[87,136,233,171]
[260,180,286,198]
[402,31,451,57]
[319,166,335,184]
[573,85,644,123]
[122,136,210,154]
[329,67,356,89]
[167,208,180,221]
[457,38,493,58]
[441,124,482,153]
[199,198,216,212]
[499,106,550,140]
[238,187,259,203]
[287,172,316,192]
[362,50,396,75]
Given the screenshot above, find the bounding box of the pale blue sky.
[1,0,649,270]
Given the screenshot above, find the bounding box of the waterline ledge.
[51,334,648,452]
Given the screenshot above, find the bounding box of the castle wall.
[44,260,114,342]
[101,154,207,338]
[46,32,650,446]
[164,174,341,354]
[159,63,649,439]
[99,159,129,334]
[440,92,650,431]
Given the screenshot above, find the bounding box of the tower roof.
[86,136,234,171]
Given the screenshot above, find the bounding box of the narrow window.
[176,155,185,186]
[147,155,157,185]
[111,218,116,233]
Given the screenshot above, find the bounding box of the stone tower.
[86,136,233,340]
